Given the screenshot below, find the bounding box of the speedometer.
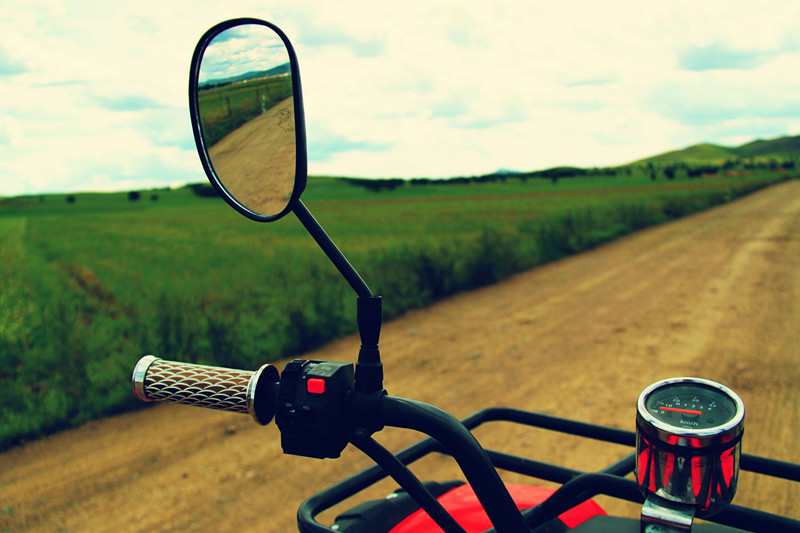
[636,377,744,519]
[642,380,739,433]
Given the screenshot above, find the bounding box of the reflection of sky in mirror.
[199,25,290,84]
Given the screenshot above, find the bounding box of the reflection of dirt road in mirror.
[208,97,296,216]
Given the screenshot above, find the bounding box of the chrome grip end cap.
[246,363,280,425]
[132,355,159,402]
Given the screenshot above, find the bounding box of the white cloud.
[1,0,799,195]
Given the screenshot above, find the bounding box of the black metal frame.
[298,407,800,533]
[188,17,308,223]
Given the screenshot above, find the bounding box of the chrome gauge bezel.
[637,377,745,446]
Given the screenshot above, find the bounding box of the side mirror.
[189,18,307,222]
[188,18,379,392]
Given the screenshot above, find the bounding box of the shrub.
[189,183,220,198]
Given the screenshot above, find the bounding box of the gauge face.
[644,382,737,431]
[636,378,745,516]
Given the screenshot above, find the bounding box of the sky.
[1,0,799,196]
[198,25,290,85]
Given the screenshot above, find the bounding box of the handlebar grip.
[132,355,279,425]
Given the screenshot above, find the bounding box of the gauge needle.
[660,406,703,415]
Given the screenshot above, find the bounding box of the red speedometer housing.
[636,377,744,517]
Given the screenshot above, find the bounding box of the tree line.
[646,158,797,181]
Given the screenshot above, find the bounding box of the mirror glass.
[195,23,297,217]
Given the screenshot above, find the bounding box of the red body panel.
[389,484,606,532]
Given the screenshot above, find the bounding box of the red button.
[307,378,325,394]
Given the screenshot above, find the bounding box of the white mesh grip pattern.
[132,355,252,414]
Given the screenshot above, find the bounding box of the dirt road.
[2,181,799,532]
[208,97,296,216]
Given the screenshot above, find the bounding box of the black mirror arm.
[293,201,384,394]
[293,200,372,298]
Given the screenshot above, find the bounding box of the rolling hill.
[634,135,800,164]
[199,63,291,89]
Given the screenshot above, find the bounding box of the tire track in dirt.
[1,180,798,532]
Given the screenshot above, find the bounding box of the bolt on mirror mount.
[189,18,382,394]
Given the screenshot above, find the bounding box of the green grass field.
[0,169,794,450]
[198,76,293,147]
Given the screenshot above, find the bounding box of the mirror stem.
[293,202,383,393]
[356,296,383,394]
[293,201,373,298]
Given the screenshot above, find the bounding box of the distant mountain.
[635,135,800,164]
[200,63,291,88]
[736,136,800,158]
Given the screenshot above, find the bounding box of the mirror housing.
[187,18,380,393]
[189,18,307,222]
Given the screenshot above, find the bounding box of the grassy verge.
[0,172,793,450]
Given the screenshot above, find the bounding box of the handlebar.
[131,355,279,425]
[132,356,530,532]
[132,357,800,533]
